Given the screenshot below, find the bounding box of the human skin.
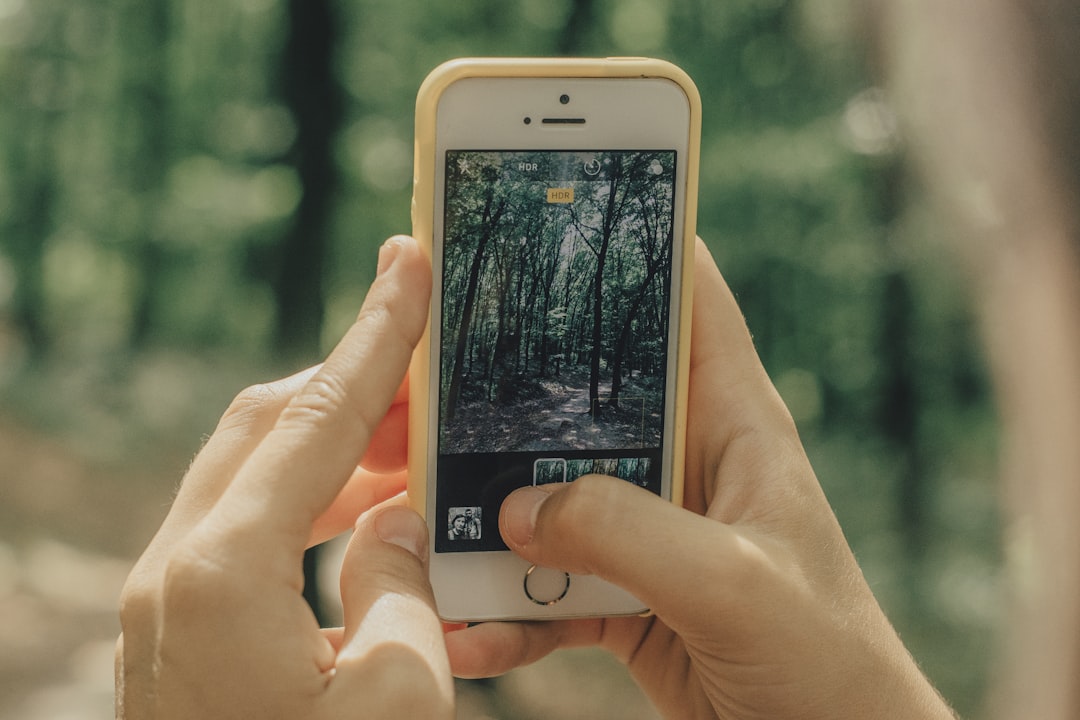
[115,236,453,719]
[117,234,954,720]
[445,238,957,720]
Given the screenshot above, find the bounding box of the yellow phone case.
[408,57,700,518]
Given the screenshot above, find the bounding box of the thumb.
[329,504,453,713]
[499,475,747,618]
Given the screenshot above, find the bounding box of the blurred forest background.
[0,0,1000,718]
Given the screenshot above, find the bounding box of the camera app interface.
[436,149,677,553]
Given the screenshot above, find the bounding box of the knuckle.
[354,301,415,363]
[118,577,158,636]
[278,372,379,442]
[158,540,235,617]
[287,374,351,423]
[120,535,257,651]
[220,381,285,429]
[119,539,235,639]
[269,287,425,445]
[353,296,394,335]
[559,474,622,526]
[537,474,625,556]
[726,535,774,588]
[354,284,426,359]
[714,532,793,615]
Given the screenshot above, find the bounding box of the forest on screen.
[439,150,675,454]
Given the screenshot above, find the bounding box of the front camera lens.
[524,117,532,125]
[559,94,570,105]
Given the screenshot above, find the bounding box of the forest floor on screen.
[440,367,663,453]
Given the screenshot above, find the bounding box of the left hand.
[116,236,454,719]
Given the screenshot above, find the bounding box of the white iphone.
[408,58,700,621]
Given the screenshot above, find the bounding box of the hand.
[116,236,454,720]
[447,238,955,720]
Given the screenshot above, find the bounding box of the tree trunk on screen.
[445,194,506,422]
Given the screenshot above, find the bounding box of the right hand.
[117,236,453,720]
[446,238,955,720]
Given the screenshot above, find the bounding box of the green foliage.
[439,150,674,452]
[0,0,999,715]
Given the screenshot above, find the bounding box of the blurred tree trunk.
[10,129,54,360]
[123,0,171,348]
[857,4,929,571]
[276,0,343,626]
[273,0,342,363]
[879,258,926,565]
[558,0,596,55]
[6,7,65,359]
[872,2,1080,717]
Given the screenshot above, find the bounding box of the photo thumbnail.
[447,506,482,541]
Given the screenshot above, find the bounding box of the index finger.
[212,235,431,552]
[683,238,801,513]
[689,236,782,413]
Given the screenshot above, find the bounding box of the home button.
[523,565,570,606]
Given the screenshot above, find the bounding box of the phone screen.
[435,149,678,553]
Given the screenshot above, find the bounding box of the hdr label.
[546,187,574,204]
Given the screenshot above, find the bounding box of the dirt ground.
[0,411,658,719]
[0,416,164,719]
[443,367,664,453]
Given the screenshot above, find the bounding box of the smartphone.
[408,58,700,621]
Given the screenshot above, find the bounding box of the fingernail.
[374,506,428,561]
[501,486,550,547]
[376,236,406,277]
